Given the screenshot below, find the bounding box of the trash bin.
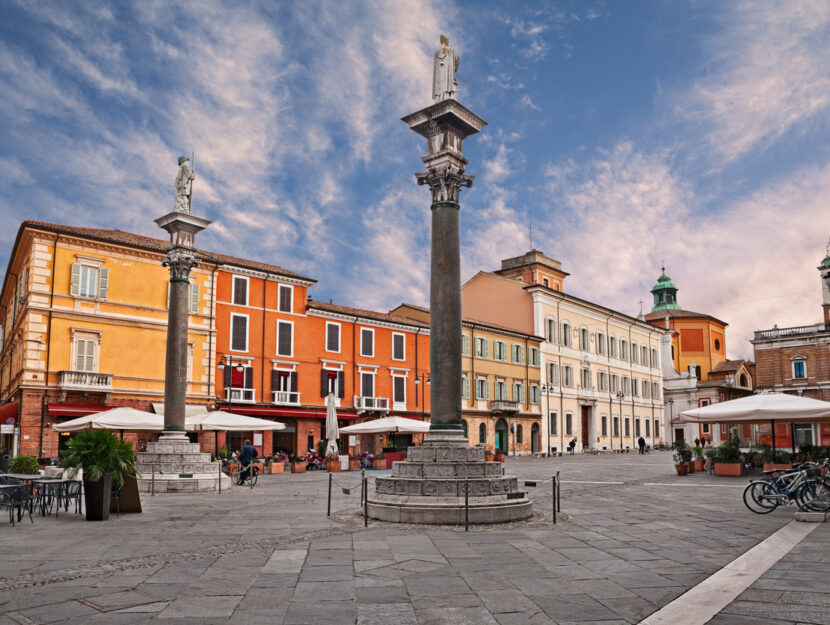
[0,454,10,473]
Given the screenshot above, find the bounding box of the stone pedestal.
[136,438,230,493]
[368,434,532,524]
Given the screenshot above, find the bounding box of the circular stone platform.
[367,434,532,524]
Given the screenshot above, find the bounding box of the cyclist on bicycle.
[238,439,258,483]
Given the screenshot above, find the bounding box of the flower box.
[762,463,793,474]
[373,457,387,470]
[692,459,704,472]
[494,453,505,462]
[226,463,238,475]
[674,464,687,476]
[349,459,361,471]
[686,462,695,474]
[326,460,341,472]
[268,462,284,474]
[714,463,743,477]
[290,461,306,474]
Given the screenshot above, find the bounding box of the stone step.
[406,446,485,463]
[136,453,213,463]
[392,461,503,478]
[136,462,220,474]
[374,475,519,497]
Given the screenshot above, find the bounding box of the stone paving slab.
[0,452,813,624]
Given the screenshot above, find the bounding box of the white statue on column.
[174,156,195,213]
[433,35,459,102]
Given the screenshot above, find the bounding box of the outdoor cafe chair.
[62,481,83,515]
[0,485,20,525]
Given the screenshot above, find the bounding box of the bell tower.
[817,239,830,323]
[650,267,680,312]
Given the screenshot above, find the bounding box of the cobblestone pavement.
[0,451,821,624]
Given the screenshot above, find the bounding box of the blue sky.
[2,1,830,360]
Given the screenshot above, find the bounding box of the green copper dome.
[651,267,680,312]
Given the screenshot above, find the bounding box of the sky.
[1,0,830,361]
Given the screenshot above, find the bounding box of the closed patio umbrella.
[325,393,339,460]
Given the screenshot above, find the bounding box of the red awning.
[46,403,109,418]
[0,402,19,424]
[219,405,358,420]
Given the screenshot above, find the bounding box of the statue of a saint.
[433,35,459,102]
[174,156,195,213]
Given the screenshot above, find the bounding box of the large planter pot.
[83,473,112,521]
[290,462,306,474]
[226,463,238,475]
[686,462,695,474]
[693,459,704,472]
[326,460,342,472]
[494,453,505,462]
[762,463,793,473]
[372,457,387,470]
[484,451,495,462]
[714,463,743,477]
[674,463,688,476]
[348,459,361,471]
[268,462,284,474]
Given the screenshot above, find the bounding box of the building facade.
[392,303,543,455]
[462,251,666,454]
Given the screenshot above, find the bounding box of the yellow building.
[392,304,543,455]
[0,221,219,457]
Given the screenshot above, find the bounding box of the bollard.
[556,470,561,513]
[218,461,222,494]
[151,463,155,496]
[552,475,556,525]
[327,473,332,517]
[464,478,469,531]
[363,475,368,528]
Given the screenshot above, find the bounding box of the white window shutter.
[70,263,81,297]
[97,267,109,299]
[190,282,200,313]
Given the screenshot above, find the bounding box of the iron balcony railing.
[226,388,255,403]
[354,396,389,411]
[272,391,300,406]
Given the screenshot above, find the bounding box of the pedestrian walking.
[694,437,700,447]
[637,436,646,454]
[568,438,576,455]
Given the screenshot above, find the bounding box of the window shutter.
[483,340,489,358]
[19,268,27,301]
[190,282,200,313]
[70,263,81,297]
[244,366,253,389]
[97,267,109,300]
[223,366,231,388]
[320,369,328,397]
[290,371,297,392]
[337,371,345,398]
[272,369,280,394]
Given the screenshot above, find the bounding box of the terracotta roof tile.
[644,308,728,326]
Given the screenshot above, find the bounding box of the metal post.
[151,463,155,496]
[464,478,469,531]
[552,475,556,525]
[327,472,332,517]
[556,470,561,512]
[218,460,222,494]
[363,475,368,527]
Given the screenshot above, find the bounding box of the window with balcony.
[320,368,345,398]
[277,320,293,357]
[326,322,340,352]
[474,337,489,358]
[272,369,299,405]
[74,337,97,372]
[360,328,374,357]
[512,344,524,364]
[278,284,293,313]
[232,275,248,306]
[70,262,108,300]
[494,380,507,401]
[361,372,374,397]
[392,333,405,360]
[224,363,254,402]
[494,340,507,361]
[393,375,406,407]
[230,314,248,351]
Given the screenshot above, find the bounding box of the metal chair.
[0,485,20,525]
[110,485,123,517]
[63,481,83,514]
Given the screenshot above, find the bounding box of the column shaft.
[163,277,189,433]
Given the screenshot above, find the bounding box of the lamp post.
[667,398,675,447]
[413,373,430,419]
[217,357,245,457]
[616,391,625,450]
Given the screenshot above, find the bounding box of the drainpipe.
[414,327,420,408]
[207,265,217,405]
[260,277,267,403]
[38,235,59,458]
[352,315,359,403]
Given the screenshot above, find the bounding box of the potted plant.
[290,455,306,473]
[713,439,743,476]
[761,445,792,473]
[268,453,286,474]
[494,449,505,462]
[59,429,138,521]
[9,454,40,475]
[672,441,688,476]
[485,449,495,462]
[691,446,704,472]
[703,448,715,473]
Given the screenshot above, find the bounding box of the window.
[273,369,297,399]
[793,359,806,379]
[278,284,293,313]
[620,339,628,361]
[580,368,591,389]
[326,322,341,352]
[474,337,489,358]
[321,368,344,398]
[515,424,523,444]
[530,385,540,404]
[276,320,293,357]
[635,418,641,437]
[547,362,559,385]
[462,334,470,356]
[360,372,374,397]
[230,314,248,351]
[654,420,660,437]
[476,378,489,400]
[232,276,248,306]
[643,381,650,399]
[609,336,617,358]
[494,340,507,361]
[579,328,589,351]
[360,328,374,357]
[739,373,748,387]
[652,382,660,399]
[543,278,549,287]
[631,342,638,364]
[613,416,619,436]
[622,376,630,395]
[529,347,540,366]
[563,366,573,387]
[702,423,710,434]
[632,379,639,397]
[561,323,571,347]
[596,332,605,355]
[546,318,556,343]
[512,383,525,403]
[645,419,650,436]
[494,380,507,401]
[393,376,406,405]
[70,262,108,300]
[610,374,619,393]
[601,415,607,436]
[392,333,405,360]
[462,376,470,399]
[598,371,607,391]
[550,411,558,435]
[565,413,573,436]
[512,344,524,364]
[651,348,657,368]
[624,418,630,437]
[479,423,486,444]
[700,399,711,408]
[74,338,96,372]
[641,345,648,365]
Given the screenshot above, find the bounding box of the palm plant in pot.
[59,429,138,521]
[672,440,689,475]
[691,445,704,471]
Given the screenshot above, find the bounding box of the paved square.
[1,452,823,624]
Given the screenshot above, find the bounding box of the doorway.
[531,423,540,453]
[674,428,684,442]
[581,406,591,449]
[495,418,508,453]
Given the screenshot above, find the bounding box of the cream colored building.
[462,251,668,453]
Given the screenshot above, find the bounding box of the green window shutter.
[190,282,200,313]
[97,267,109,300]
[483,340,489,358]
[70,263,81,297]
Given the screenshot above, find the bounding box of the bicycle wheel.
[802,478,830,512]
[249,472,257,487]
[743,481,778,514]
[234,469,245,486]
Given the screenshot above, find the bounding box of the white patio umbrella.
[52,407,164,432]
[677,392,830,423]
[324,393,339,460]
[339,416,431,434]
[185,411,286,431]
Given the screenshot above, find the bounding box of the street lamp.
[413,373,430,418]
[217,357,245,458]
[616,391,625,450]
[667,398,675,448]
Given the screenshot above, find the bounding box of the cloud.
[674,0,830,165]
[520,94,540,110]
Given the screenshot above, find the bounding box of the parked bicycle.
[234,462,259,488]
[743,458,829,514]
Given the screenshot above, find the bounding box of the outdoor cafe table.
[3,474,63,482]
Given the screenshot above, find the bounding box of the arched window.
[478,422,486,444]
[739,373,747,387]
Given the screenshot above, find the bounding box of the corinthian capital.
[416,164,475,204]
[162,246,200,281]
